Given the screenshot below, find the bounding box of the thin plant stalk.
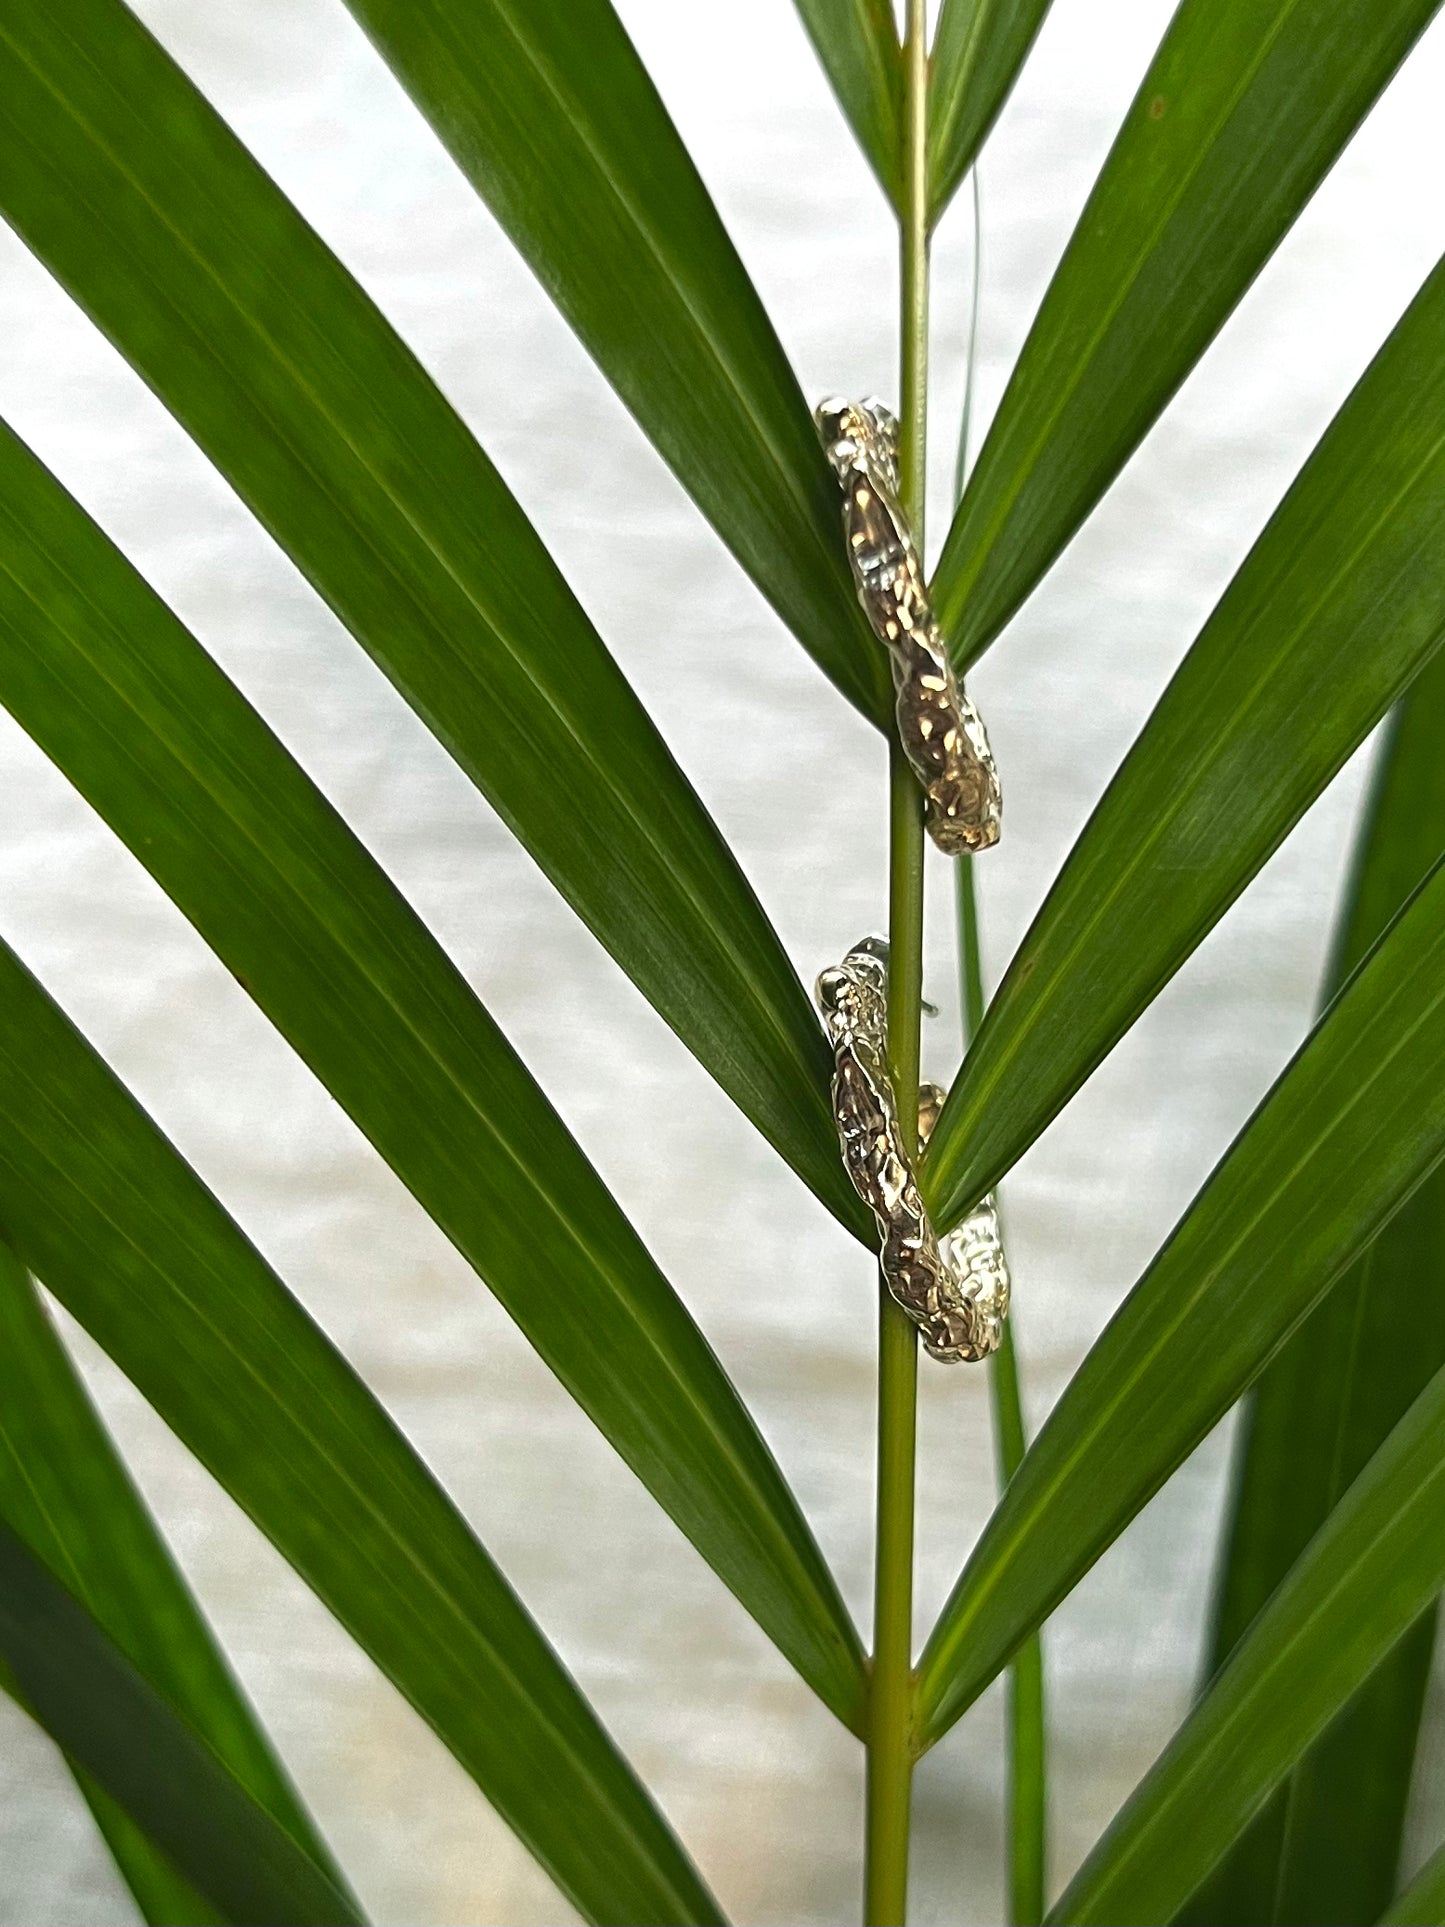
[952,167,984,507]
[863,5,930,1921]
[867,748,924,1927]
[955,857,1048,1926]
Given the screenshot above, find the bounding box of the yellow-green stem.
[865,7,929,1921]
[867,752,924,1927]
[955,858,1048,1926]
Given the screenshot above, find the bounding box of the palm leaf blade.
[792,0,903,203]
[0,418,864,1730]
[1048,1360,1445,1924]
[924,259,1445,1230]
[0,0,869,1240]
[918,853,1445,1746]
[339,0,889,719]
[1182,650,1445,1925]
[0,942,723,1926]
[1382,1846,1445,1926]
[927,0,1055,221]
[0,1239,352,1924]
[0,1523,360,1927]
[932,0,1441,668]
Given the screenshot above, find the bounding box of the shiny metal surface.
[816,939,1009,1362]
[815,398,1002,856]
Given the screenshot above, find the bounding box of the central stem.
[865,5,929,1922]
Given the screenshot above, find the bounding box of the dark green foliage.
[0,0,1439,1918]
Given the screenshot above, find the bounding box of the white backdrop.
[0,1,1442,1920]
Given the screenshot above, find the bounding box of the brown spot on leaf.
[1148,95,1166,120]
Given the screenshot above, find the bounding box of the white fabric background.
[0,1,1442,1920]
